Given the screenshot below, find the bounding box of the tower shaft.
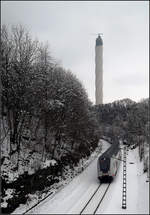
[95,35,103,105]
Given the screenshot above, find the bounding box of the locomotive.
[97,141,121,181]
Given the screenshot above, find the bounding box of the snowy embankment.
[12,139,110,214]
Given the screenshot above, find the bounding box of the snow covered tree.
[1,23,100,174]
[0,25,55,164]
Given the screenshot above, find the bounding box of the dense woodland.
[0,25,149,213]
[94,98,149,145]
[1,24,100,160]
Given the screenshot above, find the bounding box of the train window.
[100,157,110,172]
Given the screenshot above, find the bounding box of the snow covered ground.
[97,147,149,214]
[13,141,149,214]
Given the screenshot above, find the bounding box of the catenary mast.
[95,34,103,105]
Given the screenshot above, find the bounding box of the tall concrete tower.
[95,35,103,105]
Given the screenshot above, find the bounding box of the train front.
[97,156,111,180]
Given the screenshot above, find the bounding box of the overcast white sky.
[1,1,149,104]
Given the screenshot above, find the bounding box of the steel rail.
[79,184,101,214]
[93,183,110,214]
[80,183,110,214]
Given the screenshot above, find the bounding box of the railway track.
[24,181,110,214]
[80,182,111,214]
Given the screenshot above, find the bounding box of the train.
[97,141,121,182]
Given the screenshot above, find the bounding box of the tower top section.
[96,35,103,46]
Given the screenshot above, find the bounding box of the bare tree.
[1,24,40,167]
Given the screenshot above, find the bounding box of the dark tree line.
[93,98,149,145]
[1,24,100,170]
